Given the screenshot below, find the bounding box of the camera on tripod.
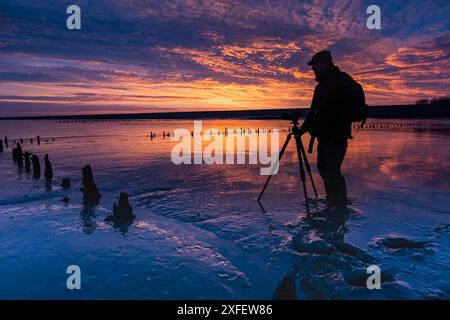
[259,110,317,215]
[281,111,300,125]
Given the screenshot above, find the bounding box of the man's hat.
[307,50,333,66]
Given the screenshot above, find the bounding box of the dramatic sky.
[0,0,449,116]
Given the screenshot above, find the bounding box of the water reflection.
[80,207,97,235]
[272,205,378,300]
[106,219,133,236]
[0,119,449,299]
[414,127,450,137]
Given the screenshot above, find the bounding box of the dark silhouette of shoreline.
[0,104,449,121]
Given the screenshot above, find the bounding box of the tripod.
[258,120,318,216]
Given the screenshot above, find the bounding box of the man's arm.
[299,111,315,135]
[299,85,319,135]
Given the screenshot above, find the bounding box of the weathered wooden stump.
[114,192,134,219]
[16,143,23,168]
[12,147,18,161]
[24,152,31,171]
[106,192,135,223]
[31,154,41,179]
[44,154,53,180]
[80,165,101,206]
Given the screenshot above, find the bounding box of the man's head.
[307,50,334,80]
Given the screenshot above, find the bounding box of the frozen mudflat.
[0,119,449,299]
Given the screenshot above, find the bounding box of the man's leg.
[326,142,347,211]
[317,141,348,210]
[317,142,334,208]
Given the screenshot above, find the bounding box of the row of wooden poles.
[0,135,56,151]
[148,128,286,139]
[353,122,424,129]
[55,119,427,126]
[0,136,134,225]
[146,123,422,139]
[5,143,55,183]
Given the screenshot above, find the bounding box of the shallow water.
[0,118,449,299]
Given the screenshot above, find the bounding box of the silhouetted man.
[300,50,356,213]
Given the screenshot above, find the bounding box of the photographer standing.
[299,50,367,213]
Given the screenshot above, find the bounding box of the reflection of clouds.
[379,160,410,181]
[345,127,450,191]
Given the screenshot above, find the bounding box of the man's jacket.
[301,66,355,143]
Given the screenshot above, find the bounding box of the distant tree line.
[416,95,450,105]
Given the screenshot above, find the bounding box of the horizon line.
[1,104,450,120]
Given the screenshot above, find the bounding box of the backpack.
[340,72,369,128]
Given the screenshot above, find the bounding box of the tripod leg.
[294,134,310,216]
[258,134,291,202]
[298,138,318,198]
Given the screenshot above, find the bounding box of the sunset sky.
[0,0,449,116]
